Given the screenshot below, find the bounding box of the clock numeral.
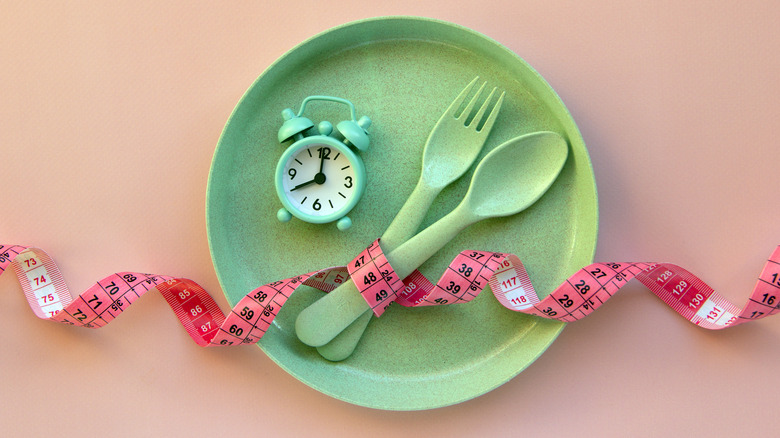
[344,176,353,188]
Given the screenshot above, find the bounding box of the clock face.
[280,142,361,219]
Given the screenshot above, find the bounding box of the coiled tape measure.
[1,241,778,347]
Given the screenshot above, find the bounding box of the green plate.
[206,16,597,410]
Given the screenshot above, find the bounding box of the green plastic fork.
[295,77,505,358]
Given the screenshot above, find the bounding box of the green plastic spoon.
[296,131,569,349]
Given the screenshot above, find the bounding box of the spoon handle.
[383,207,473,280]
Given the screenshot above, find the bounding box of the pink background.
[2,1,779,436]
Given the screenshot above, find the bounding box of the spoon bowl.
[467,131,569,219]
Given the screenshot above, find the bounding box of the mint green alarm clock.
[275,96,371,231]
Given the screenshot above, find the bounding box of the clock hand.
[290,178,317,192]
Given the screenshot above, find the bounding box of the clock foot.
[277,208,292,223]
[336,216,352,231]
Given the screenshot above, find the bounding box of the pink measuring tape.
[2,240,779,346]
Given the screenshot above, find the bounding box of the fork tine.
[443,77,480,117]
[476,90,505,133]
[457,81,487,121]
[467,86,498,128]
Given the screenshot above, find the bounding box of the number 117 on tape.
[496,269,534,310]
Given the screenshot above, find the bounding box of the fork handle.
[295,179,441,347]
[380,178,440,250]
[313,180,440,356]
